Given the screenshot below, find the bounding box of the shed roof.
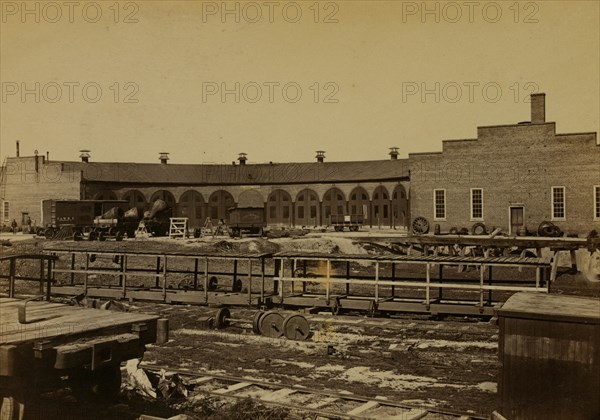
[56,159,409,185]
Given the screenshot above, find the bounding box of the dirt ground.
[1,234,599,419]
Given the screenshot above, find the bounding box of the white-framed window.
[2,201,9,223]
[551,186,566,221]
[433,189,446,220]
[470,188,483,221]
[594,185,600,221]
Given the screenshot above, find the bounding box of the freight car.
[330,214,364,232]
[228,207,267,237]
[41,199,130,239]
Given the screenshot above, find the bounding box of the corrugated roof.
[56,159,409,185]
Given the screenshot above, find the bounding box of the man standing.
[11,218,17,234]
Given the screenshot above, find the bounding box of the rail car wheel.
[471,223,487,235]
[72,231,83,241]
[411,217,429,235]
[334,226,343,232]
[87,230,97,241]
[349,226,359,232]
[208,276,218,291]
[232,279,243,293]
[98,231,106,241]
[69,364,122,402]
[252,311,265,334]
[282,314,310,341]
[115,231,123,241]
[259,311,284,338]
[44,228,55,240]
[214,308,231,329]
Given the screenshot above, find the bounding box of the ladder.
[169,217,188,239]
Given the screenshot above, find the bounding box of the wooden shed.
[497,292,600,419]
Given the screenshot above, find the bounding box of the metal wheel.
[471,222,487,235]
[98,231,106,241]
[232,279,243,293]
[87,230,97,241]
[411,217,429,235]
[115,231,123,241]
[282,314,310,341]
[214,308,231,329]
[259,311,284,338]
[44,228,55,240]
[73,231,83,241]
[252,311,265,334]
[108,227,117,237]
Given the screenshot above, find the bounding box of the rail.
[0,254,58,300]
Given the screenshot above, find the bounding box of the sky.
[1,0,598,164]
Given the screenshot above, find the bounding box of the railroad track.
[141,364,486,420]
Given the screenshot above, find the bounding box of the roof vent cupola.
[159,152,170,164]
[316,150,326,163]
[79,149,91,163]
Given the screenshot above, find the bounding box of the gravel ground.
[1,235,598,419]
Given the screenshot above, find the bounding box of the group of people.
[9,217,32,234]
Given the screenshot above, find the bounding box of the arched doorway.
[94,190,117,200]
[267,189,293,226]
[348,187,370,224]
[178,190,205,228]
[238,190,264,208]
[121,190,147,212]
[208,190,235,222]
[322,188,346,223]
[295,189,319,227]
[372,186,391,228]
[392,185,409,229]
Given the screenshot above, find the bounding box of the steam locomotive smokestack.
[16,141,20,157]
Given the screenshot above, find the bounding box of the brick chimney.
[316,151,325,163]
[389,147,399,160]
[238,153,247,165]
[531,93,545,124]
[79,149,90,163]
[159,152,169,164]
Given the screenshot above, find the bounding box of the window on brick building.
[595,186,600,220]
[433,189,446,220]
[551,186,566,220]
[2,201,8,223]
[471,188,483,221]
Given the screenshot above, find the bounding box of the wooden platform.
[0,297,159,346]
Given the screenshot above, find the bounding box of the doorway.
[509,206,524,235]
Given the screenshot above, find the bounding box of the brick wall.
[1,157,81,226]
[409,122,600,235]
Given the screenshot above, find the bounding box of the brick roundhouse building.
[1,93,599,235]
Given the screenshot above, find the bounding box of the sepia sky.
[1,0,598,164]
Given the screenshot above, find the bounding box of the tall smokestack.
[316,151,325,163]
[531,93,546,124]
[16,140,20,157]
[46,151,49,162]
